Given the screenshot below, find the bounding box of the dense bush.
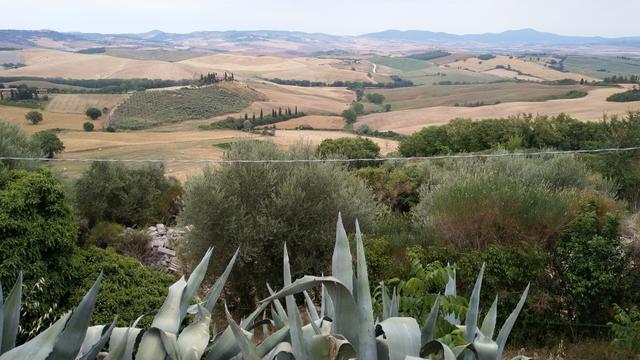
[606,86,640,102]
[316,137,380,168]
[554,200,626,325]
[83,121,95,131]
[74,162,182,228]
[85,107,102,120]
[179,140,382,310]
[25,110,43,125]
[0,167,79,334]
[86,221,125,248]
[31,130,65,158]
[610,305,640,356]
[410,155,606,249]
[67,246,176,327]
[366,93,385,104]
[398,113,640,157]
[355,165,419,212]
[0,120,41,171]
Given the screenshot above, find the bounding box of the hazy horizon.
[4,0,640,38]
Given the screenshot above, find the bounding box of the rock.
[156,224,166,235]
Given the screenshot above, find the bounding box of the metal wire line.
[1,146,640,164]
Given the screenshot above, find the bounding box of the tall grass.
[411,155,613,249]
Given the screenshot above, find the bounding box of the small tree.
[85,107,102,120]
[342,108,357,124]
[25,111,43,125]
[366,93,385,104]
[32,131,65,158]
[83,122,95,132]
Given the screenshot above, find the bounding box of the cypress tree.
[260,109,264,120]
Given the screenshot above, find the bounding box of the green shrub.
[179,140,382,310]
[607,86,640,102]
[67,246,176,327]
[610,305,640,356]
[86,221,124,248]
[366,93,385,104]
[74,162,182,228]
[364,237,410,285]
[0,120,40,171]
[83,121,95,131]
[85,107,102,120]
[31,130,65,158]
[316,137,380,168]
[355,166,419,212]
[0,167,79,335]
[554,200,625,325]
[25,110,43,125]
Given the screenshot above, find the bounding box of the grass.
[112,85,262,130]
[0,99,43,109]
[364,82,591,111]
[564,55,640,79]
[104,48,207,62]
[370,56,501,85]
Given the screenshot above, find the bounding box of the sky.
[4,0,639,37]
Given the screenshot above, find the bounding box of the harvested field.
[258,115,345,129]
[51,128,397,181]
[0,49,200,80]
[45,94,128,114]
[104,48,207,62]
[359,86,640,135]
[366,82,591,110]
[369,56,501,84]
[181,54,373,82]
[242,81,353,115]
[0,105,99,133]
[445,55,595,82]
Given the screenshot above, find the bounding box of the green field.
[364,82,592,110]
[370,56,501,85]
[112,85,262,129]
[564,55,640,79]
[104,48,208,62]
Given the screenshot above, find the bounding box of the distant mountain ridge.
[1,28,639,54]
[362,28,640,46]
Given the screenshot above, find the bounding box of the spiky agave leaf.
[256,326,290,358]
[464,264,485,349]
[420,340,458,360]
[480,296,498,340]
[202,248,239,313]
[303,291,319,323]
[310,335,356,360]
[0,312,70,360]
[355,220,377,360]
[77,320,117,360]
[421,295,441,345]
[375,317,421,360]
[496,284,530,358]
[1,273,21,354]
[283,244,307,360]
[225,303,259,360]
[49,273,103,360]
[176,304,211,360]
[180,248,213,320]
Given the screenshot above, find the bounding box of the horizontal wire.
[1,147,640,164]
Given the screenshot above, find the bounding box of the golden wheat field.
[445,55,596,82]
[258,115,346,130]
[0,105,98,133]
[359,86,640,134]
[45,94,129,114]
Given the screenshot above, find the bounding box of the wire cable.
[1,146,640,164]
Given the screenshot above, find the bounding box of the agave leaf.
[177,304,211,360]
[106,327,141,360]
[264,342,294,360]
[420,340,458,360]
[480,296,498,340]
[381,283,390,321]
[465,264,485,346]
[1,273,22,354]
[203,248,239,313]
[225,304,259,360]
[332,213,353,293]
[375,317,421,360]
[267,284,289,324]
[376,337,390,360]
[444,268,456,297]
[355,220,377,360]
[303,291,319,323]
[321,283,334,320]
[136,277,188,360]
[0,283,3,354]
[283,244,307,360]
[496,284,530,358]
[271,306,285,330]
[261,276,358,347]
[49,273,103,360]
[156,329,179,360]
[0,312,70,360]
[421,295,441,345]
[390,288,399,318]
[256,326,290,358]
[510,356,532,360]
[310,335,356,360]
[180,248,213,321]
[78,320,116,360]
[472,334,499,360]
[302,319,332,356]
[206,301,269,360]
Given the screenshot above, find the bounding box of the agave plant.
[252,214,531,360]
[0,213,531,359]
